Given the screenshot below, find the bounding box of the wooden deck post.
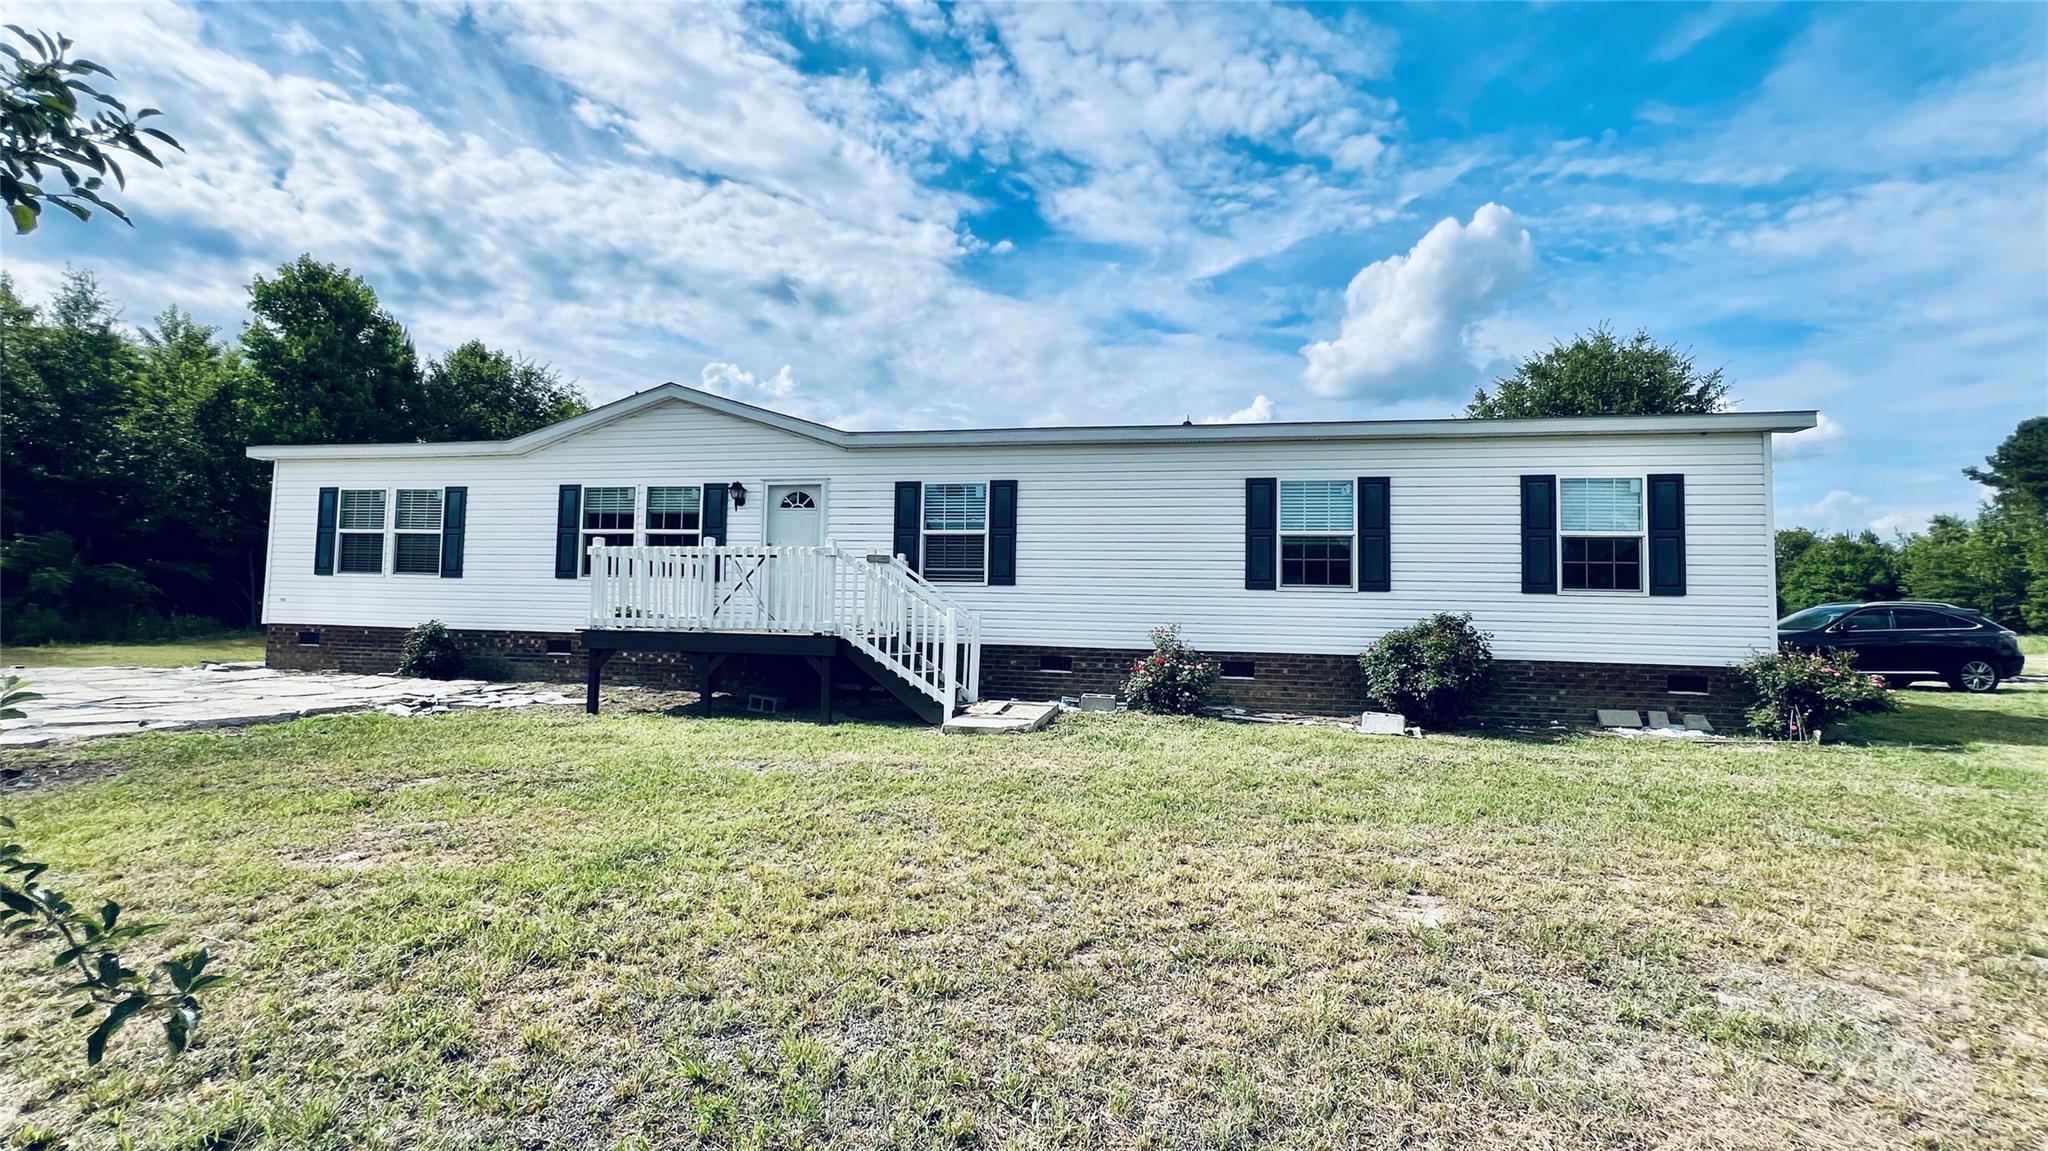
[585,648,614,715]
[700,653,728,717]
[807,654,834,725]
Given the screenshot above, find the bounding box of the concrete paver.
[1,663,572,747]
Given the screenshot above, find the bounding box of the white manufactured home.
[249,385,1816,726]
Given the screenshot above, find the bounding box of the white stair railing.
[587,542,981,713]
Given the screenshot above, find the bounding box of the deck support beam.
[579,629,845,723]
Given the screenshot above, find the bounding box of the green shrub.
[1357,612,1495,727]
[1737,648,1894,739]
[1122,625,1219,715]
[398,620,465,679]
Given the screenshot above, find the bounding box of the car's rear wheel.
[1950,659,2000,693]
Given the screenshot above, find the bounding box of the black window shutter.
[1356,476,1390,592]
[1245,478,1277,590]
[1648,473,1686,596]
[314,487,338,576]
[701,483,729,544]
[988,480,1017,586]
[1520,475,1557,594]
[440,486,467,578]
[554,484,581,579]
[893,481,922,572]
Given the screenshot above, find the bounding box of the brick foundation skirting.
[974,643,1748,730]
[266,624,776,696]
[268,625,1748,729]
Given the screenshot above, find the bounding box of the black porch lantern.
[728,482,748,507]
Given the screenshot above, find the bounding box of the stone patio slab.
[0,663,550,746]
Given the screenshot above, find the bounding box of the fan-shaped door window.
[766,484,823,547]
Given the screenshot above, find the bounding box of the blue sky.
[10,2,2045,536]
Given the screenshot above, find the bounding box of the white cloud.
[1651,5,1765,63]
[1300,203,1535,400]
[700,362,796,399]
[1784,489,1956,538]
[1201,395,1275,424]
[1773,412,1846,457]
[274,21,318,55]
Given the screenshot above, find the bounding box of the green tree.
[240,255,424,445]
[1774,529,1899,616]
[0,271,143,558]
[1468,325,1728,419]
[124,307,271,624]
[2,25,180,233]
[1897,515,1978,609]
[1964,417,2048,513]
[420,340,587,441]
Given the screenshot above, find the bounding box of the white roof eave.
[246,382,1820,461]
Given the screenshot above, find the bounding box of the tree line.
[1,257,587,643]
[1773,420,2048,629]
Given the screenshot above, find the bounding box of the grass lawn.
[2021,633,2048,675]
[2,632,266,669]
[1,687,2043,1150]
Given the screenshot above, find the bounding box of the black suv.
[1777,602,2026,692]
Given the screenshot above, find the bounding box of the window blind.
[647,486,700,517]
[1279,480,1354,533]
[923,483,987,532]
[1560,478,1642,533]
[337,489,386,530]
[395,489,442,531]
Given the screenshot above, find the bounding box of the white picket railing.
[586,541,981,712]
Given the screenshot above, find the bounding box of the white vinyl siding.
[1278,479,1353,588]
[923,482,987,584]
[393,489,443,575]
[336,489,386,574]
[261,398,1781,667]
[1560,477,1644,592]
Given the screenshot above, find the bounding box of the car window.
[1836,610,1890,632]
[1779,605,1856,629]
[1892,608,1966,630]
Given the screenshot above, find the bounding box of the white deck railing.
[586,542,981,712]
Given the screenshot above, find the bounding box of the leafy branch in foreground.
[0,814,224,1064]
[1,24,181,233]
[1,673,41,719]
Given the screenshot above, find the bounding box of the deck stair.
[583,542,980,723]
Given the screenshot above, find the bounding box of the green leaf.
[9,201,37,234]
[86,994,150,1065]
[165,1004,195,1054]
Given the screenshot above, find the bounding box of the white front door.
[766,484,823,546]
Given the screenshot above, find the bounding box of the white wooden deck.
[585,542,981,714]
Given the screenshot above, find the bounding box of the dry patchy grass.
[1,684,2043,1149]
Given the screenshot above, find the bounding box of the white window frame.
[391,488,444,576]
[921,480,989,586]
[1557,474,1648,596]
[644,485,703,548]
[335,488,387,576]
[579,485,637,576]
[1277,479,1355,591]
